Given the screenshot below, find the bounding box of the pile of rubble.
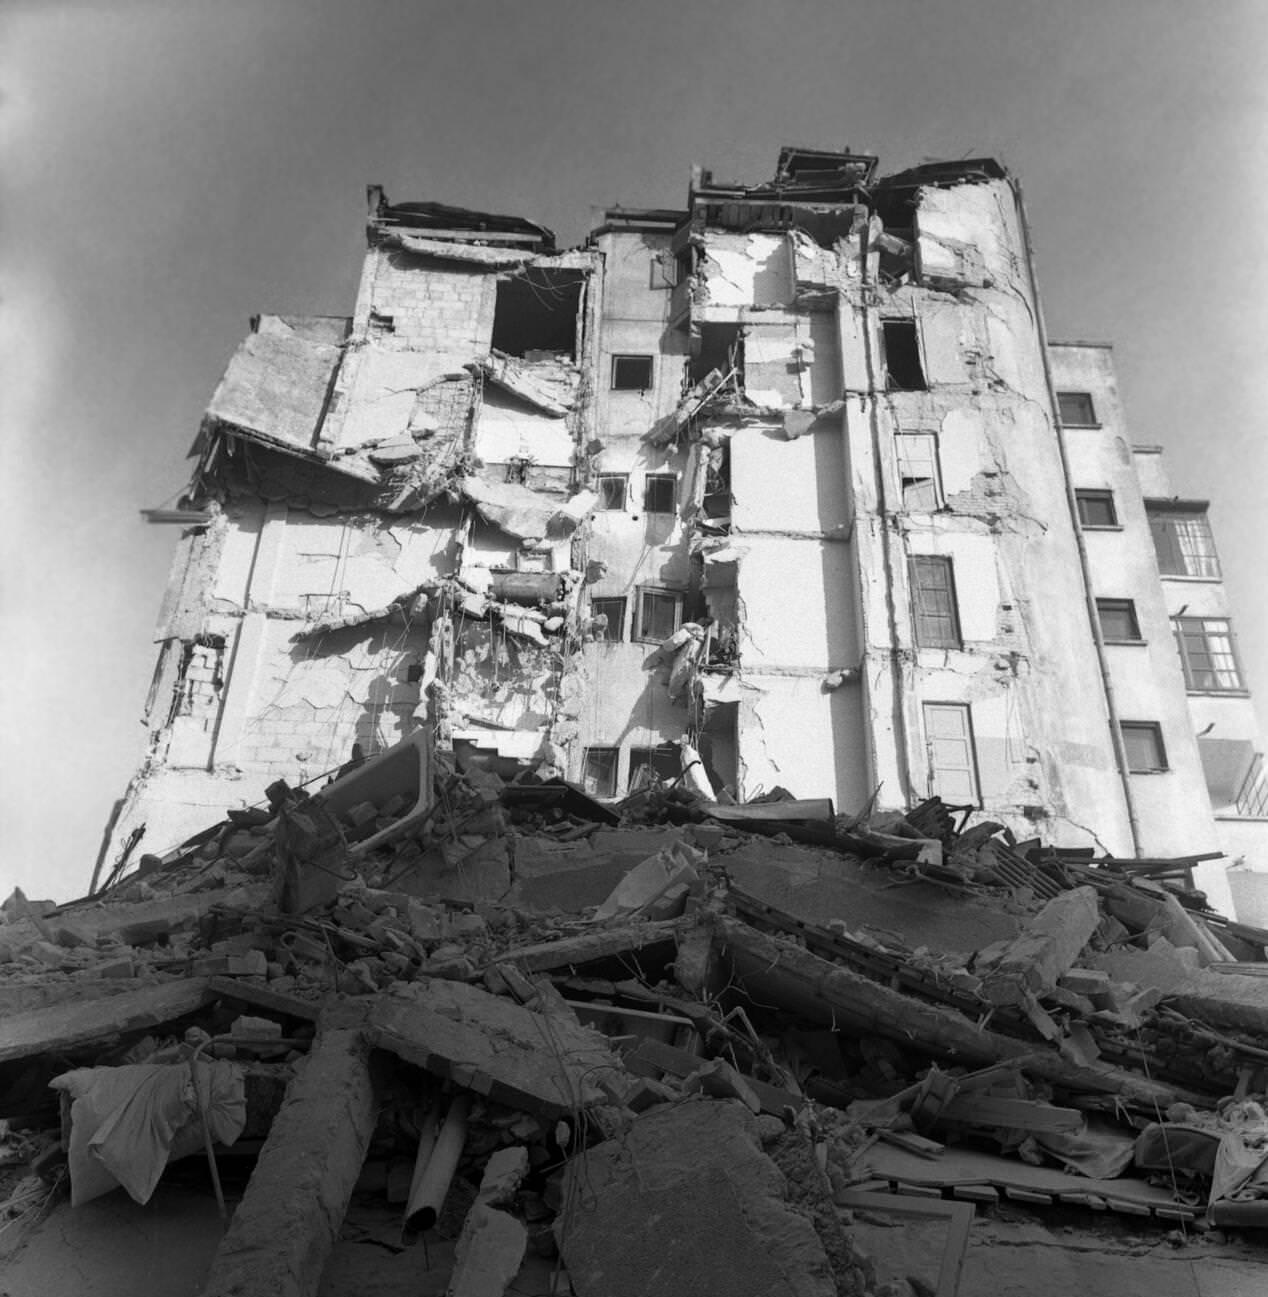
[3,735,1268,1295]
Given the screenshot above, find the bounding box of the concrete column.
[200,1026,377,1297]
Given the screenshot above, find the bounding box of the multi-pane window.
[643,473,677,514]
[909,556,961,649]
[881,320,927,391]
[636,588,682,642]
[1121,722,1167,773]
[1236,754,1268,818]
[597,474,629,510]
[629,744,681,789]
[611,355,654,391]
[896,434,942,510]
[590,597,626,642]
[1057,391,1098,426]
[582,747,619,798]
[1174,617,1244,692]
[1075,489,1118,528]
[1148,505,1221,579]
[923,703,980,804]
[1096,599,1142,643]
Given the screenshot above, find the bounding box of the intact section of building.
[99,150,1267,917]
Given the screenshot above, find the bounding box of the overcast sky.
[3,1,1266,902]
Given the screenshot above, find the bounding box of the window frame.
[611,354,655,391]
[590,596,627,642]
[1095,598,1143,644]
[635,586,683,643]
[922,702,981,806]
[1057,391,1099,427]
[628,744,682,789]
[1173,616,1245,693]
[896,432,943,511]
[642,473,677,515]
[596,473,629,511]
[581,746,619,798]
[1121,722,1168,773]
[1147,504,1222,580]
[881,319,927,392]
[909,555,962,649]
[1075,489,1119,529]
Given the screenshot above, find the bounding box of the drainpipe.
[857,220,916,805]
[1011,178,1143,857]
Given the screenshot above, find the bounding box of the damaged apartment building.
[101,147,1267,919]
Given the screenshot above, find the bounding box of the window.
[881,320,926,392]
[1148,504,1221,579]
[597,474,629,510]
[923,703,980,804]
[1057,391,1098,426]
[1174,617,1244,692]
[1075,490,1118,528]
[590,597,626,642]
[611,355,654,391]
[582,747,619,798]
[1236,754,1268,818]
[629,744,681,789]
[1121,722,1167,773]
[909,556,961,649]
[491,269,583,358]
[896,434,942,510]
[636,588,682,642]
[643,473,677,514]
[1096,599,1142,643]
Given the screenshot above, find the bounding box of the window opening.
[491,269,583,359]
[611,355,654,391]
[896,433,942,510]
[881,320,926,392]
[629,744,681,790]
[637,588,682,642]
[1096,599,1142,642]
[1075,490,1118,528]
[1148,506,1221,578]
[1057,391,1098,426]
[909,556,961,649]
[597,474,629,510]
[690,324,745,388]
[582,747,618,798]
[703,441,732,520]
[643,473,677,514]
[1121,722,1167,772]
[590,597,626,642]
[1174,617,1243,691]
[923,703,980,804]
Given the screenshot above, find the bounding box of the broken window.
[1075,490,1118,528]
[590,597,627,641]
[597,474,629,510]
[1095,599,1142,643]
[491,269,584,359]
[643,473,677,514]
[1148,504,1221,578]
[703,441,732,519]
[1174,617,1244,692]
[690,324,745,387]
[636,588,682,642]
[881,321,926,392]
[1236,754,1268,817]
[923,703,980,804]
[1057,391,1098,427]
[896,433,942,510]
[629,744,681,789]
[1121,722,1168,773]
[582,746,619,798]
[611,355,654,391]
[909,556,961,649]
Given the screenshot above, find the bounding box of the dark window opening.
[368,311,395,336]
[1075,490,1118,528]
[675,248,695,285]
[1096,599,1142,643]
[1057,391,1098,426]
[582,747,619,798]
[909,555,961,649]
[597,474,628,510]
[611,355,654,391]
[881,321,926,392]
[637,588,682,642]
[1148,505,1221,578]
[643,473,676,514]
[703,441,732,519]
[491,269,583,359]
[1121,722,1167,773]
[590,597,626,642]
[629,744,681,790]
[690,324,745,387]
[1174,617,1244,691]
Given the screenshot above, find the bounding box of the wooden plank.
[937,1095,1083,1133]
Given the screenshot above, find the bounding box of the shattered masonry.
[3,146,1263,1296]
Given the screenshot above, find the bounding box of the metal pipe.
[1009,177,1143,857]
[400,1107,440,1239]
[403,1093,470,1237]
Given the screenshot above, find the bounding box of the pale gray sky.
[3,0,1266,900]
